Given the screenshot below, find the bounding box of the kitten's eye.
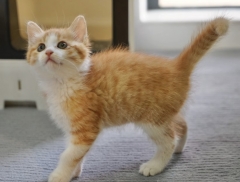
[57,41,68,49]
[37,43,46,52]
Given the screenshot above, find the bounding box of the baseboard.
[0,60,47,110]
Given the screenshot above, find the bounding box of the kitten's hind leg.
[138,123,176,176]
[172,114,188,153]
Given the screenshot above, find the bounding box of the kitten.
[26,15,229,182]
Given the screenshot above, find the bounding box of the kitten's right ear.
[27,21,43,45]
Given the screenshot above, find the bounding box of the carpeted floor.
[0,50,240,182]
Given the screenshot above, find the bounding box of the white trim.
[141,8,240,23]
[129,0,240,52]
[140,0,240,23]
[159,0,240,8]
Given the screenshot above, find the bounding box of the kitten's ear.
[27,21,43,45]
[68,15,87,42]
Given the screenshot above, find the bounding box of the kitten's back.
[86,17,229,124]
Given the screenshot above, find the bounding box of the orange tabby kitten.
[26,16,228,182]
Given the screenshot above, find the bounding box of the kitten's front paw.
[48,170,70,182]
[139,160,164,176]
[72,165,81,179]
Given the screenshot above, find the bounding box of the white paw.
[48,170,70,182]
[72,166,81,179]
[139,160,164,176]
[174,147,183,154]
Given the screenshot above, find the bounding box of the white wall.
[129,0,240,52]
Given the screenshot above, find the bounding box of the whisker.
[54,55,80,73]
[57,62,60,71]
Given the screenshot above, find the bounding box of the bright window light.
[159,0,240,8]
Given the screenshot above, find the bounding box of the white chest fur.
[34,58,91,132]
[39,79,78,133]
[47,94,70,132]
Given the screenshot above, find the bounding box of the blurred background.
[129,0,240,52]
[1,0,240,60]
[9,0,113,54]
[0,0,127,109]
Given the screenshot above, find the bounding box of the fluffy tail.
[176,17,229,73]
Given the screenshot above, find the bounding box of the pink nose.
[45,50,53,56]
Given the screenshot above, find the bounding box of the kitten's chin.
[39,64,79,79]
[44,61,61,71]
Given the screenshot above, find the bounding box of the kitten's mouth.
[46,58,57,64]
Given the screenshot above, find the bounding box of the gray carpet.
[0,50,240,182]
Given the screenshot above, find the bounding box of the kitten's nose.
[45,50,53,57]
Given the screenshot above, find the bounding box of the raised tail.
[175,17,229,73]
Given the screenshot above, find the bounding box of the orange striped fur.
[26,16,229,182]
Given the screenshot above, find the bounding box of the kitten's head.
[26,15,91,79]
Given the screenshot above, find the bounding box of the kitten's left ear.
[27,21,43,45]
[68,15,88,42]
